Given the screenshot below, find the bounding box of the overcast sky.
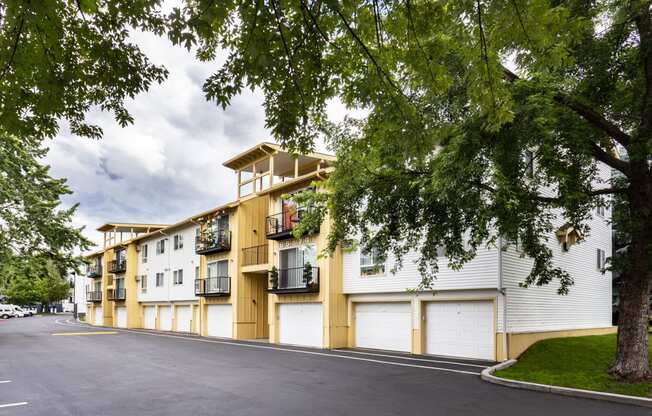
[45,29,348,249]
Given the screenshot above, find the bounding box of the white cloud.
[45,26,354,250]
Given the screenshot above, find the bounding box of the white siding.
[503,163,613,333]
[136,224,200,303]
[343,247,500,294]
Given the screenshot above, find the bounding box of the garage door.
[206,304,232,338]
[279,303,322,348]
[143,306,156,329]
[116,307,127,328]
[159,306,172,331]
[175,306,192,333]
[425,301,494,360]
[94,307,103,326]
[355,302,412,352]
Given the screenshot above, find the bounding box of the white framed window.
[596,248,606,270]
[173,235,183,250]
[156,272,164,287]
[596,205,606,218]
[173,269,184,285]
[141,244,148,263]
[156,239,165,255]
[207,260,228,278]
[360,247,386,276]
[140,275,147,292]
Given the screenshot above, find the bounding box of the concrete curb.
[481,360,652,408]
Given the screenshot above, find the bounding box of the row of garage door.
[277,301,494,360]
[141,304,233,338]
[104,301,494,360]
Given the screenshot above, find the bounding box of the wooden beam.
[294,158,299,178]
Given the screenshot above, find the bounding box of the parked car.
[11,306,25,318]
[0,305,14,319]
[22,306,37,316]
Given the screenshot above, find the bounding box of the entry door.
[425,301,494,360]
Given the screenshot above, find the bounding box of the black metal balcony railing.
[268,266,319,294]
[108,259,127,274]
[266,208,319,240]
[88,263,102,278]
[241,244,268,266]
[87,291,102,302]
[195,276,230,296]
[195,229,231,255]
[107,288,126,301]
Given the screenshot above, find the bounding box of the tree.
[0,1,169,281]
[169,1,651,380]
[1,255,70,308]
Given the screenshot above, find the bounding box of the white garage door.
[206,304,232,338]
[159,306,172,331]
[175,306,192,333]
[143,306,156,329]
[355,302,412,352]
[116,307,127,328]
[279,303,323,348]
[94,307,103,326]
[425,301,494,360]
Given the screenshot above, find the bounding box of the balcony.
[107,288,126,301]
[266,208,317,240]
[242,244,268,266]
[87,264,102,278]
[195,276,230,297]
[87,291,102,302]
[108,259,126,274]
[268,266,319,294]
[195,230,231,255]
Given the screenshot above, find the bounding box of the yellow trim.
[507,326,617,359]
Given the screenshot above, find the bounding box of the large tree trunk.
[610,171,652,381]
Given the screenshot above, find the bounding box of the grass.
[495,334,652,398]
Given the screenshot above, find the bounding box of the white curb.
[481,360,652,408]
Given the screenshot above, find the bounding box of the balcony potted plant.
[302,262,313,287]
[269,266,279,290]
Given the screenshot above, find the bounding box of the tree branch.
[0,17,24,82]
[590,142,631,175]
[553,94,632,147]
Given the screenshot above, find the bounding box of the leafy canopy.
[169,0,649,294]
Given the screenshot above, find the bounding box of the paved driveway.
[0,315,646,415]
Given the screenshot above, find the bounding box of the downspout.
[498,236,508,360]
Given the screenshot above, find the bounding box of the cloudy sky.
[45,28,347,249]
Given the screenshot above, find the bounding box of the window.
[156,239,165,255]
[596,248,606,270]
[279,244,317,269]
[195,266,199,280]
[523,150,534,178]
[141,275,147,292]
[141,244,148,263]
[207,260,228,278]
[173,269,184,285]
[174,235,183,250]
[596,205,606,218]
[360,247,386,276]
[156,272,164,287]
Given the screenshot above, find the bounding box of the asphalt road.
[0,315,647,416]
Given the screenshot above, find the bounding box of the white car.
[11,306,25,318]
[0,305,14,319]
[23,306,37,316]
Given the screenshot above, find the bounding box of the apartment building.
[85,142,613,361]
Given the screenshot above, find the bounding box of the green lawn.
[495,334,652,397]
